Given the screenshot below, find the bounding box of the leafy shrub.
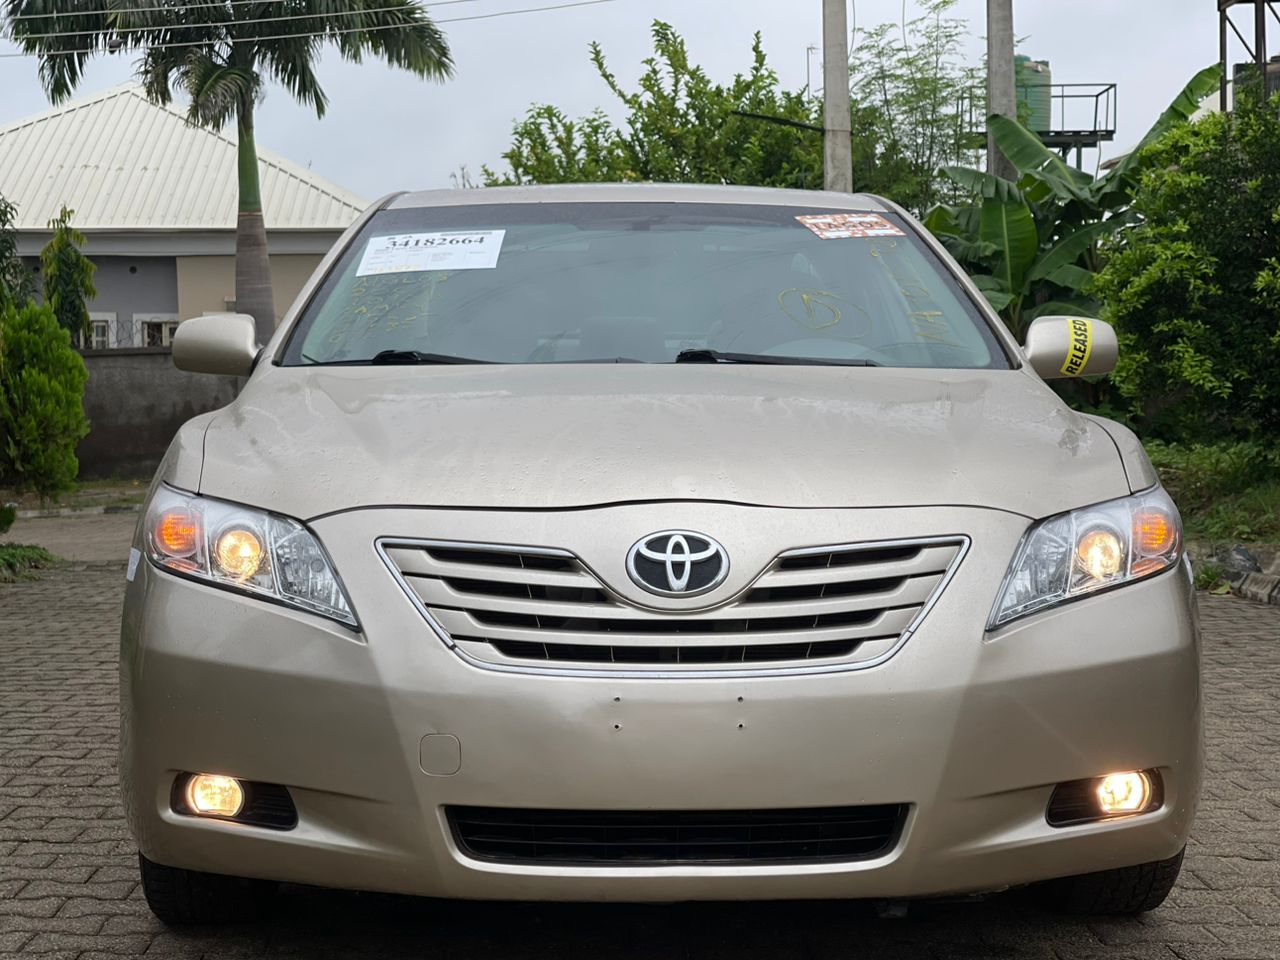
[1094,90,1280,442]
[0,501,14,535]
[0,301,90,498]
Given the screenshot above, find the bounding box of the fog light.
[186,774,244,818]
[1097,771,1151,815]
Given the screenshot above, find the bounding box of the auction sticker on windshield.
[357,230,506,276]
[796,213,905,240]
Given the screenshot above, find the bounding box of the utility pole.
[986,0,1017,181]
[822,0,852,192]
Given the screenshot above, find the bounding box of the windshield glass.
[282,202,1010,368]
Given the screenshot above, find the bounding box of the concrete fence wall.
[78,348,239,480]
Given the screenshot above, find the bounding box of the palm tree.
[5,0,453,342]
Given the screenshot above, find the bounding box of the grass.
[1191,560,1233,594]
[0,477,148,513]
[1182,479,1280,543]
[0,543,59,582]
[1145,440,1280,545]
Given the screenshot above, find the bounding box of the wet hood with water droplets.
[195,363,1130,520]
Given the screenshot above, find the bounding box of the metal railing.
[957,82,1118,153]
[76,316,180,351]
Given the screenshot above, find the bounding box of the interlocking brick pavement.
[2,566,1278,959]
[2,513,136,565]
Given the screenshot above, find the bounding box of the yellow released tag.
[1060,318,1094,377]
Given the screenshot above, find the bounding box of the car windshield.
[282,202,1010,369]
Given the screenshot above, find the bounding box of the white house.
[0,84,367,349]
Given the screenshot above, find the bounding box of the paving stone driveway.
[2,565,1279,960]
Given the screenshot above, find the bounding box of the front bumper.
[119,503,1201,901]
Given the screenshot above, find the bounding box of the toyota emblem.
[626,531,729,597]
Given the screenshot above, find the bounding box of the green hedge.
[0,301,89,498]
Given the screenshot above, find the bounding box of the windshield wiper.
[369,350,490,365]
[674,349,879,367]
[301,350,490,366]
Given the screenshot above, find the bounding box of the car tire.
[1035,847,1185,915]
[138,853,277,925]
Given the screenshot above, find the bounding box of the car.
[120,183,1200,924]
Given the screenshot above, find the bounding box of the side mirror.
[1023,315,1118,379]
[172,314,259,377]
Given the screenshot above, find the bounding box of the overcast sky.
[0,0,1226,201]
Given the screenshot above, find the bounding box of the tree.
[849,0,985,212]
[40,206,96,339]
[1092,88,1280,442]
[485,23,827,190]
[484,14,984,208]
[0,300,89,498]
[486,106,635,186]
[0,195,33,313]
[923,66,1221,341]
[6,0,453,344]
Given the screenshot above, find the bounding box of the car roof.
[386,182,893,212]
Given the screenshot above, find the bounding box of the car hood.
[196,364,1130,519]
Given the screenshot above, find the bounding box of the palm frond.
[7,0,452,120]
[257,31,328,117]
[5,0,112,102]
[183,57,259,127]
[325,0,452,80]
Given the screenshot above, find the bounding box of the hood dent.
[198,365,1127,520]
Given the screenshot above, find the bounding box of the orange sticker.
[796,213,906,240]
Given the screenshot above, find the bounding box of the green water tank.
[1015,56,1052,132]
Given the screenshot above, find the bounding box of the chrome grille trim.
[376,535,970,679]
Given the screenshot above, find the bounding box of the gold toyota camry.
[120,184,1199,924]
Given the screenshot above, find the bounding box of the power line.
[0,0,618,56]
[430,0,611,26]
[5,0,285,21]
[3,0,483,42]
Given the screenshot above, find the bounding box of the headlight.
[144,486,357,628]
[989,487,1182,629]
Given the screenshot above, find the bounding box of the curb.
[1232,572,1280,607]
[15,504,140,519]
[1186,542,1280,607]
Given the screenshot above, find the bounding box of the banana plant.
[926,65,1221,340]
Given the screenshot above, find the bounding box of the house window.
[136,314,181,347]
[80,312,117,350]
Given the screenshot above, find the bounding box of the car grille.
[447,804,907,865]
[380,536,965,675]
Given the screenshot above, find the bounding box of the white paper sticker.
[795,213,905,240]
[356,230,505,276]
[126,547,141,582]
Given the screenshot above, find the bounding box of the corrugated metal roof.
[0,84,368,231]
